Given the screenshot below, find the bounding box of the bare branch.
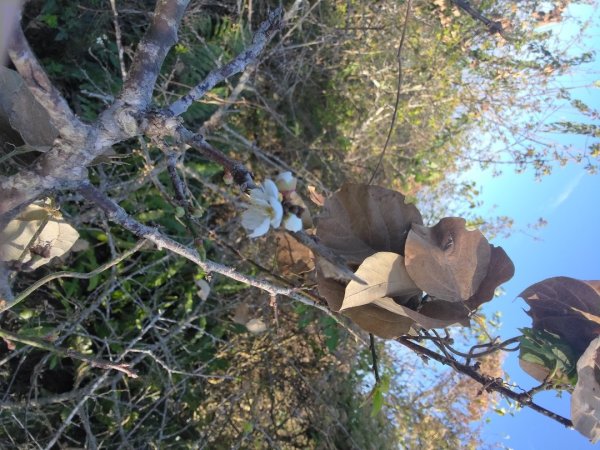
[168,7,284,116]
[448,0,509,40]
[120,0,190,108]
[1,240,148,313]
[77,182,327,312]
[0,327,138,378]
[7,21,85,139]
[109,0,128,80]
[397,337,573,428]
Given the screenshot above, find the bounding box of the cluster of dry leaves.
[314,184,514,338]
[310,184,600,442]
[519,277,600,442]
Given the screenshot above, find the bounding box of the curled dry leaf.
[341,252,420,310]
[405,218,492,302]
[317,184,423,265]
[0,67,58,151]
[465,245,514,310]
[0,202,79,269]
[317,268,414,338]
[316,185,423,338]
[572,336,600,443]
[520,277,600,355]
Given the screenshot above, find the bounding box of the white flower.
[283,213,302,232]
[241,179,283,238]
[275,171,297,192]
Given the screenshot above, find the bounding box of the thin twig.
[109,0,127,80]
[369,333,380,383]
[1,240,147,313]
[0,327,138,378]
[168,7,284,116]
[368,0,411,185]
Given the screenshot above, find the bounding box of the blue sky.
[467,3,600,447]
[477,161,600,449]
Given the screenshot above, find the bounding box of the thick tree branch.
[168,7,284,116]
[7,21,85,139]
[120,0,190,109]
[397,337,573,428]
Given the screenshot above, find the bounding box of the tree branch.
[448,0,509,39]
[397,337,573,428]
[119,0,190,109]
[0,327,138,378]
[1,240,148,313]
[7,20,85,139]
[168,7,284,116]
[77,182,326,311]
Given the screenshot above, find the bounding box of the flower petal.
[263,179,280,200]
[242,207,267,230]
[283,213,303,232]
[269,198,283,228]
[248,217,271,238]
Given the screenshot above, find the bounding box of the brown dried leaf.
[375,297,470,329]
[572,336,600,443]
[405,218,491,302]
[344,304,415,338]
[275,232,314,276]
[0,67,58,151]
[0,202,79,269]
[465,245,515,310]
[341,252,420,310]
[316,268,414,338]
[317,184,423,265]
[520,277,600,355]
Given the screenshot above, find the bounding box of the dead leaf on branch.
[340,252,470,329]
[317,268,414,338]
[405,218,491,302]
[0,201,79,270]
[341,252,420,310]
[572,336,600,443]
[465,245,515,310]
[0,67,58,151]
[315,186,512,338]
[317,184,423,265]
[520,277,600,355]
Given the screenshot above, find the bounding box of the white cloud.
[549,171,585,210]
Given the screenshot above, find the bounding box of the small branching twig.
[109,0,127,80]
[1,240,147,313]
[168,7,284,116]
[397,337,573,428]
[0,327,138,378]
